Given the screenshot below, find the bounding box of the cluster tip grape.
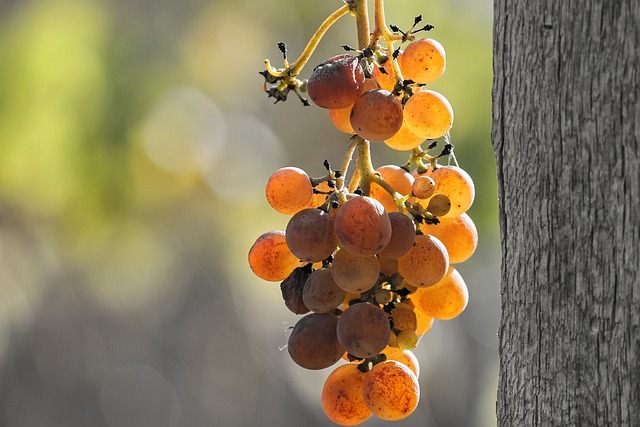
[251,2,477,424]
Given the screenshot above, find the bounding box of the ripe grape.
[373,57,399,92]
[412,175,436,199]
[331,248,380,293]
[378,212,416,259]
[378,256,398,277]
[321,363,372,426]
[308,54,366,109]
[369,165,414,213]
[285,208,337,262]
[350,89,404,142]
[265,167,313,215]
[403,89,454,140]
[390,301,418,332]
[248,230,301,282]
[337,302,390,359]
[362,360,420,421]
[302,268,346,314]
[399,38,446,84]
[428,165,475,218]
[288,313,344,370]
[380,347,420,377]
[396,330,419,350]
[384,120,424,151]
[427,194,452,216]
[411,267,469,320]
[419,213,478,264]
[334,196,392,256]
[397,234,449,287]
[308,180,334,208]
[280,267,310,314]
[329,106,356,134]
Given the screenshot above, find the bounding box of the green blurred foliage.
[0,0,498,426]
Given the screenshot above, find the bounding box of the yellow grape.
[248,230,300,282]
[337,302,390,359]
[403,89,454,140]
[411,267,468,320]
[380,346,420,377]
[398,234,449,287]
[285,208,338,262]
[362,360,420,421]
[265,167,313,215]
[412,175,436,199]
[334,196,392,256]
[369,165,414,213]
[321,363,372,426]
[331,248,380,293]
[399,38,446,84]
[420,213,478,264]
[428,165,475,218]
[396,330,419,350]
[288,313,344,369]
[384,119,425,151]
[350,89,404,142]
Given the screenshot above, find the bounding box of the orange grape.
[334,196,391,256]
[302,268,346,314]
[350,89,404,142]
[362,360,420,421]
[428,165,475,218]
[308,180,334,208]
[321,363,372,426]
[369,165,414,213]
[265,167,313,215]
[403,89,454,140]
[288,313,344,370]
[398,234,449,287]
[308,54,366,109]
[412,175,436,199]
[378,212,416,259]
[337,302,390,359]
[399,38,446,84]
[384,120,424,151]
[380,347,420,377]
[405,298,434,336]
[285,208,337,262]
[329,106,356,134]
[419,213,478,264]
[331,248,380,293]
[373,57,399,92]
[390,301,417,332]
[411,267,468,320]
[248,230,300,282]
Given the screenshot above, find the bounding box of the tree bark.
[493,1,640,425]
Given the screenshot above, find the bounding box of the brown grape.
[321,363,372,426]
[288,313,344,370]
[411,267,468,320]
[331,248,380,293]
[369,165,414,213]
[412,175,436,199]
[428,165,475,218]
[403,89,454,140]
[384,120,424,151]
[350,89,404,142]
[420,213,478,264]
[378,212,416,259]
[265,167,313,215]
[280,267,310,314]
[302,268,346,314]
[334,196,392,256]
[378,256,398,277]
[285,208,337,262]
[337,302,390,359]
[427,194,451,216]
[397,234,449,287]
[362,360,420,420]
[248,230,301,282]
[399,38,446,84]
[308,54,366,109]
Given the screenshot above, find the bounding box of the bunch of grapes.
[250,3,477,425]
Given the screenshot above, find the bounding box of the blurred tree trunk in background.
[493,1,639,425]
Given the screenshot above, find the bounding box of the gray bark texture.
[492,1,640,426]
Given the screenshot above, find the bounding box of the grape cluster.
[252,13,476,426]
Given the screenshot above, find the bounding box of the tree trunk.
[493,1,640,425]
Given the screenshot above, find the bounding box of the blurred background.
[0,0,497,426]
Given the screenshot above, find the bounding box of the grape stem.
[370,0,405,83]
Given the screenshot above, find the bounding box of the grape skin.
[377,212,416,259]
[369,165,414,213]
[419,213,478,264]
[428,165,475,218]
[337,302,390,359]
[321,363,372,426]
[331,248,380,293]
[411,267,469,320]
[403,89,454,140]
[397,234,449,287]
[399,38,446,84]
[248,230,301,282]
[302,268,346,314]
[288,313,344,370]
[285,208,338,262]
[350,89,404,142]
[308,54,366,109]
[265,167,313,215]
[334,196,392,256]
[361,360,420,421]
